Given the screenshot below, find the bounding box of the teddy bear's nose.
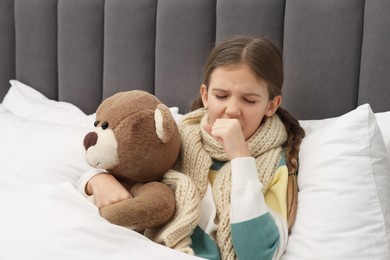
[83,132,98,150]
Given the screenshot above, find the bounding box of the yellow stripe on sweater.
[264,164,288,218]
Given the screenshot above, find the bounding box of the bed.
[1,0,389,259]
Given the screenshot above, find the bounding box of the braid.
[190,95,204,111]
[276,107,305,231]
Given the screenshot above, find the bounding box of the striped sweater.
[191,155,289,260]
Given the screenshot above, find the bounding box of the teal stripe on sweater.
[278,153,286,167]
[191,226,220,260]
[231,213,280,260]
[210,159,227,171]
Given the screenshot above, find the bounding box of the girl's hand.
[203,118,250,160]
[86,173,132,209]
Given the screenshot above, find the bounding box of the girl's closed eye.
[211,89,229,100]
[215,94,228,99]
[243,98,257,104]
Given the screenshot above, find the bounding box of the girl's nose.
[225,99,241,117]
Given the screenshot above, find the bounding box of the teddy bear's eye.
[94,121,100,127]
[101,122,109,130]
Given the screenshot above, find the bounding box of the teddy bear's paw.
[99,182,176,231]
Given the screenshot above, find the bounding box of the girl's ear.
[265,95,282,117]
[200,84,208,109]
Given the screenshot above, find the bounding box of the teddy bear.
[83,90,180,232]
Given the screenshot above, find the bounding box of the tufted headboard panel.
[0,0,389,119]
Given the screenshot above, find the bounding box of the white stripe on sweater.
[198,183,218,237]
[230,157,269,224]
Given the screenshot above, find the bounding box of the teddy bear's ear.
[154,103,177,143]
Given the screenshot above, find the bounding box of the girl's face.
[201,63,282,141]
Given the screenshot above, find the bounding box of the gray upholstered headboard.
[0,0,389,120]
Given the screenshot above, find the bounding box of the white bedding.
[0,165,201,260]
[1,80,390,259]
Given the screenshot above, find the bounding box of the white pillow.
[2,79,184,125]
[282,104,390,259]
[376,111,390,162]
[0,80,184,187]
[299,110,390,163]
[2,80,95,127]
[0,104,94,186]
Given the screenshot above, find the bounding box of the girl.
[79,36,305,260]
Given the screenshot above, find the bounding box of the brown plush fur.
[84,90,180,231]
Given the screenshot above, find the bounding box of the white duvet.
[0,164,201,260]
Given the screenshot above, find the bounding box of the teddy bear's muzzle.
[84,131,98,150]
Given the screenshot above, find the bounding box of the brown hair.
[192,36,305,231]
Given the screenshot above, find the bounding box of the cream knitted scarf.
[180,108,287,259]
[146,108,287,258]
